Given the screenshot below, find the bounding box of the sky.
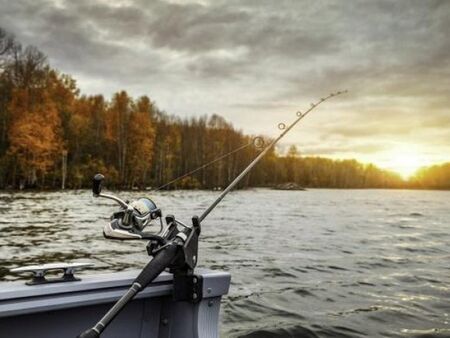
[0,0,449,177]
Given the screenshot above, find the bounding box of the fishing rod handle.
[135,240,179,287]
[77,284,140,338]
[77,241,180,338]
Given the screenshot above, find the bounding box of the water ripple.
[0,189,449,337]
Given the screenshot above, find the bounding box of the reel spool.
[104,197,162,239]
[92,174,163,240]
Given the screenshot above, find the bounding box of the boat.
[0,265,230,338]
[0,175,231,338]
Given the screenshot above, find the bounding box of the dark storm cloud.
[146,2,338,55]
[0,0,449,164]
[0,0,342,79]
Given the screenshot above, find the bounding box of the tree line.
[0,28,448,190]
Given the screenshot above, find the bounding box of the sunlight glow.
[383,146,425,179]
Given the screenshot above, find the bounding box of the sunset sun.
[384,147,424,179]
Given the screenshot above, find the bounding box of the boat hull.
[0,269,230,338]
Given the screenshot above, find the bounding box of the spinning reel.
[93,174,164,240]
[92,173,200,285]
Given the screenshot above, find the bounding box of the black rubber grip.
[135,243,179,287]
[92,174,104,195]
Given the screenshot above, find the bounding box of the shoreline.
[0,187,449,193]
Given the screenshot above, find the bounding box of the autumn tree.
[125,96,156,188]
[0,29,18,158]
[8,88,62,187]
[0,29,15,74]
[0,39,63,188]
[286,145,299,182]
[105,91,133,183]
[411,163,450,189]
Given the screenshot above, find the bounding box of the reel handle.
[92,174,104,196]
[91,174,129,209]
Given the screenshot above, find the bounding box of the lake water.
[0,189,449,337]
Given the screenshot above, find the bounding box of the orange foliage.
[8,88,62,184]
[126,96,156,187]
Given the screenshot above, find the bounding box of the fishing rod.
[200,90,347,222]
[77,90,347,338]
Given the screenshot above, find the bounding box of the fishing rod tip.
[330,90,348,97]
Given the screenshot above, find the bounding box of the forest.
[0,28,448,191]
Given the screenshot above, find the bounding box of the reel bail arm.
[92,175,162,239]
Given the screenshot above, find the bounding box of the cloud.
[0,0,449,165]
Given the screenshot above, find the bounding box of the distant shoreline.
[0,187,449,193]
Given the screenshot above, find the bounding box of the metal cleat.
[10,262,94,286]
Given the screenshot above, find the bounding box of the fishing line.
[152,137,265,191]
[199,90,348,222]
